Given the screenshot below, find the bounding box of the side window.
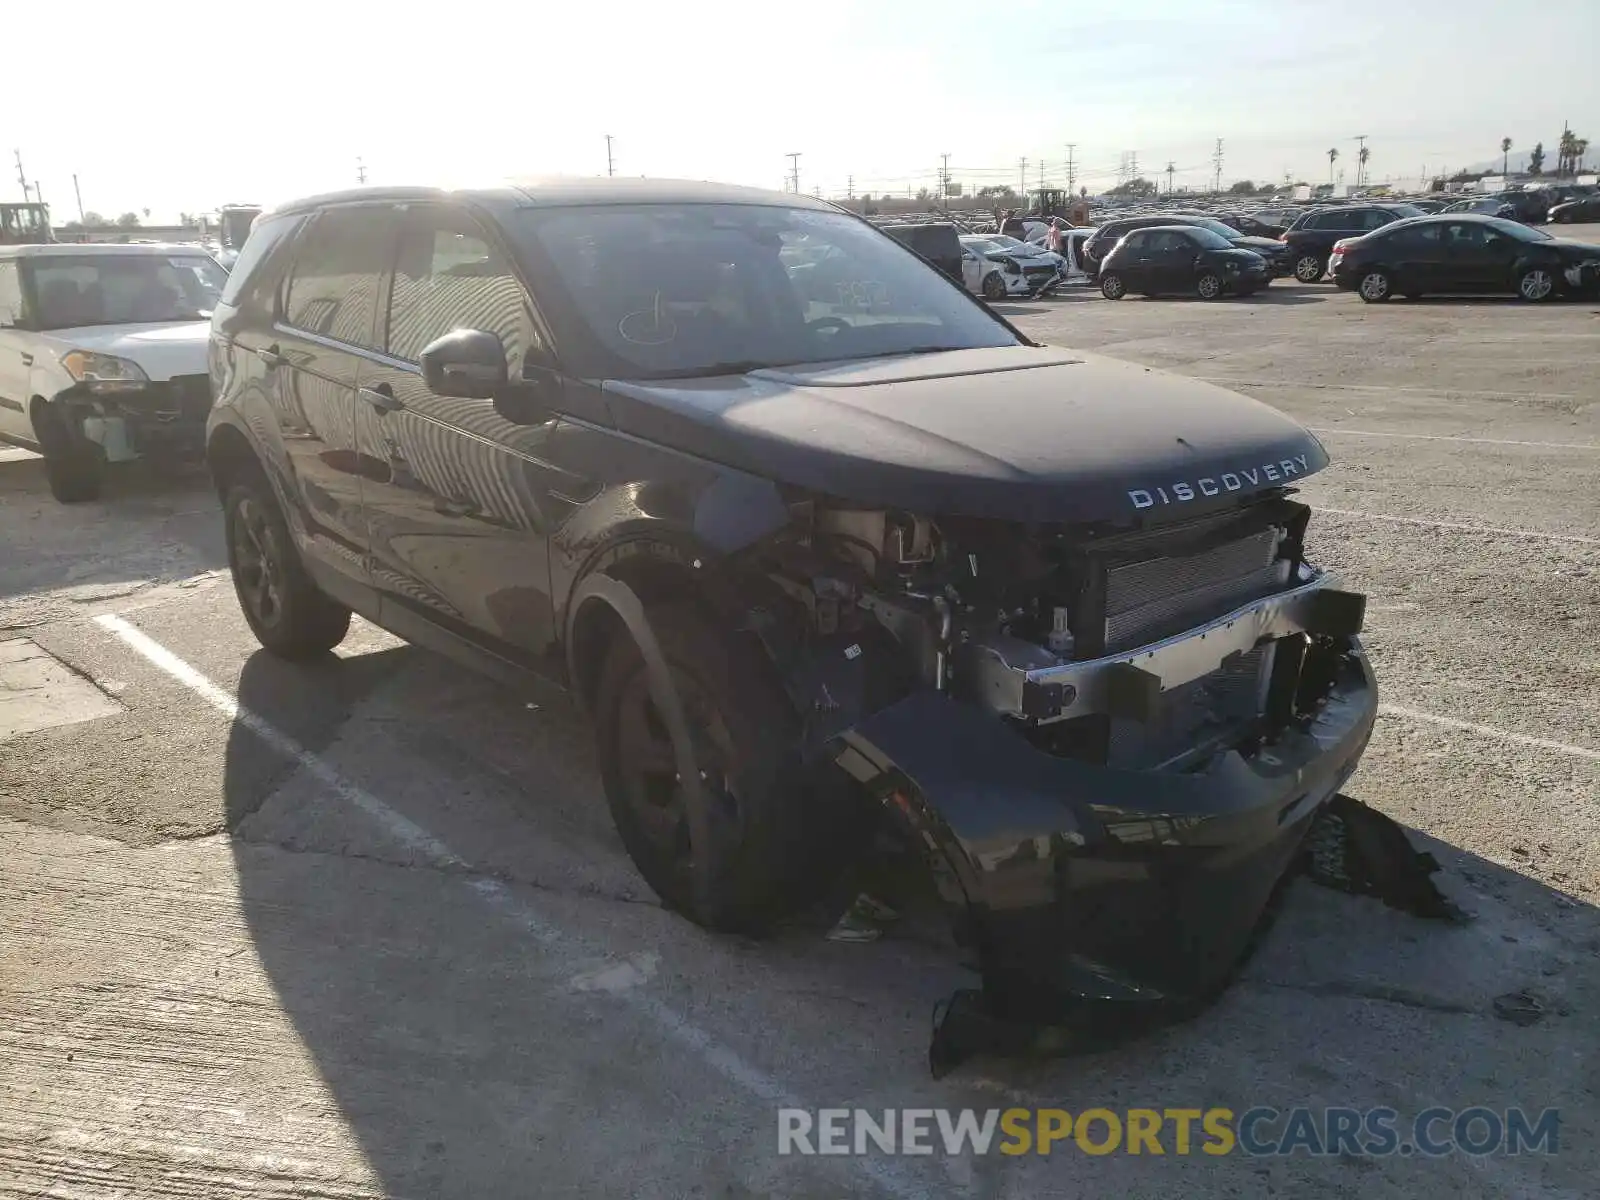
[1120,231,1148,252]
[386,209,541,370]
[0,262,23,326]
[282,207,394,350]
[219,213,301,309]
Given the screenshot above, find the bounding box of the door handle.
[255,344,284,368]
[359,383,403,414]
[19,352,32,366]
[433,496,479,518]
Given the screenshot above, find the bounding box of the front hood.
[1234,235,1286,253]
[38,321,211,382]
[1543,237,1600,258]
[600,346,1329,525]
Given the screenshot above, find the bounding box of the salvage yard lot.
[3,272,1597,1198]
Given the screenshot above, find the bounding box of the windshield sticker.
[617,292,678,346]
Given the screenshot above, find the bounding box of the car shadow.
[223,644,1600,1196]
[0,453,225,614]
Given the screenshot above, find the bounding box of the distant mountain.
[1461,147,1588,176]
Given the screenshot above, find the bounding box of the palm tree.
[1576,138,1590,173]
[1358,145,1371,187]
[1557,128,1578,176]
[1501,137,1512,176]
[1327,147,1339,184]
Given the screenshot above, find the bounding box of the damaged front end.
[740,491,1451,1070]
[52,374,212,465]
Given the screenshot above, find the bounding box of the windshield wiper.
[646,360,788,379]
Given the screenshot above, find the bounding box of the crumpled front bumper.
[832,638,1378,1015]
[55,378,210,463]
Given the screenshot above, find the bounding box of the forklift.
[0,202,53,244]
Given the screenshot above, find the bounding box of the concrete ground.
[2,259,1597,1197]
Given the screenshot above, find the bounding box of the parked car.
[881,222,963,284]
[0,242,225,501]
[1548,194,1600,223]
[1082,214,1287,279]
[1442,196,1518,220]
[1493,190,1550,225]
[985,233,1079,285]
[207,180,1381,1031]
[1097,225,1270,299]
[1281,203,1425,281]
[1218,212,1286,239]
[958,235,1059,298]
[1330,214,1600,302]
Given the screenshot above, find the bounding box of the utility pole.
[356,156,367,184]
[786,152,802,195]
[1038,160,1045,193]
[939,152,950,204]
[1166,160,1176,194]
[13,149,28,201]
[1065,143,1076,197]
[605,135,615,177]
[846,175,854,202]
[1212,139,1224,194]
[1018,157,1028,200]
[73,174,84,222]
[1128,151,1138,183]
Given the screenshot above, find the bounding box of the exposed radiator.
[1102,527,1289,653]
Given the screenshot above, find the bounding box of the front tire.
[1357,269,1393,303]
[981,272,1008,301]
[594,601,833,932]
[34,402,103,503]
[1099,271,1127,300]
[223,478,351,658]
[1517,267,1555,302]
[1294,253,1326,283]
[1195,272,1223,300]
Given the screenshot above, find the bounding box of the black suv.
[1081,214,1287,279]
[1282,203,1424,281]
[207,180,1379,1031]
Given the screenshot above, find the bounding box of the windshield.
[1181,217,1245,241]
[515,204,1015,378]
[1185,226,1236,250]
[28,253,228,329]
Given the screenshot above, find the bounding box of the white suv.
[0,242,225,501]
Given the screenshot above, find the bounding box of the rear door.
[1111,230,1155,288]
[1438,221,1501,290]
[268,204,397,586]
[354,202,578,667]
[1144,230,1194,291]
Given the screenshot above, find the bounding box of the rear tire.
[34,402,103,503]
[223,477,351,658]
[981,272,1008,301]
[1099,271,1127,300]
[1294,253,1326,283]
[1357,269,1393,303]
[594,601,835,933]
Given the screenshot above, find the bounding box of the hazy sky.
[8,0,1597,220]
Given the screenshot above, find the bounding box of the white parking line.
[90,612,928,1200]
[1380,705,1600,762]
[1316,508,1600,547]
[1309,427,1600,452]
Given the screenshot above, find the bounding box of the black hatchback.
[1282,203,1424,281]
[1097,225,1270,299]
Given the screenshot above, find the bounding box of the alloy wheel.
[1518,269,1554,301]
[230,496,284,628]
[1197,274,1222,300]
[1359,271,1391,302]
[1295,255,1324,283]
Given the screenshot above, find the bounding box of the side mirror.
[420,328,508,399]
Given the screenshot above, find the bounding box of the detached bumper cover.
[55,376,211,461]
[833,639,1377,1012]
